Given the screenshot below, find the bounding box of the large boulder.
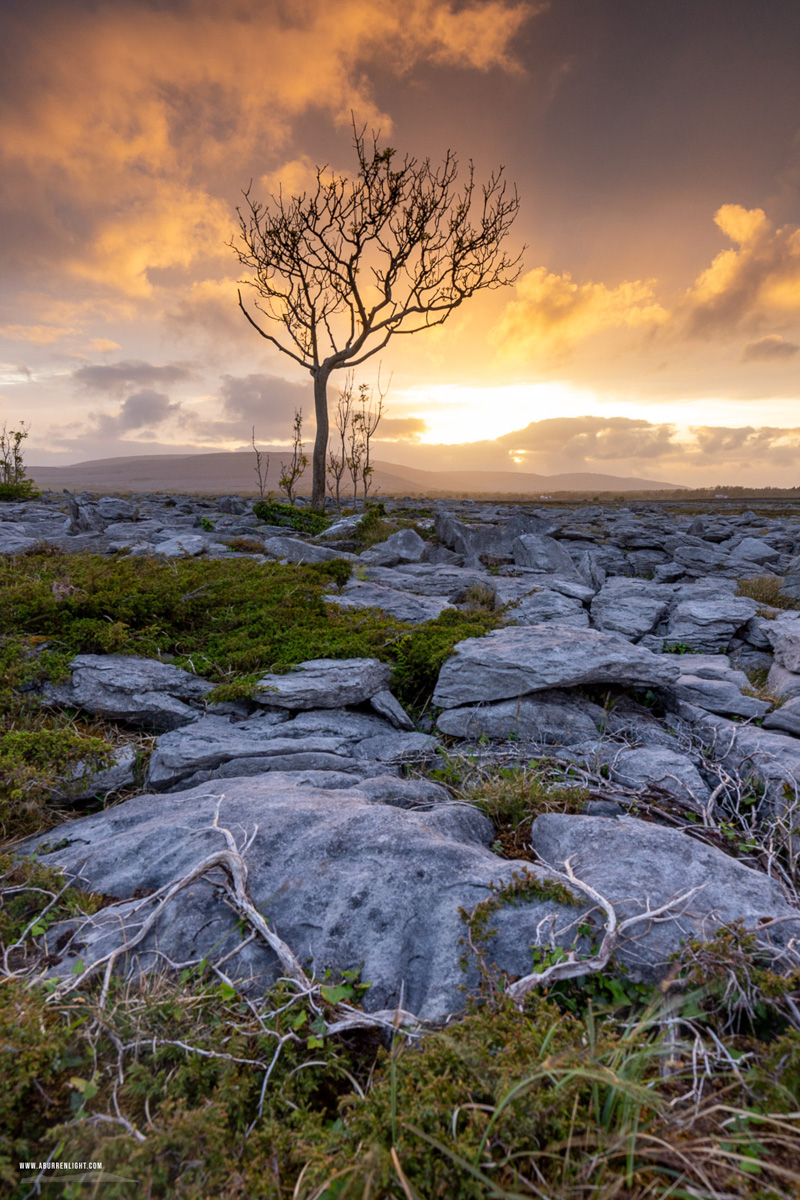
[664,595,758,652]
[433,626,680,709]
[531,813,800,976]
[40,654,214,730]
[21,782,800,1017]
[512,534,579,578]
[590,577,671,641]
[359,528,426,566]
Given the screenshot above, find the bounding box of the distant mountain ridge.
[28,451,684,495]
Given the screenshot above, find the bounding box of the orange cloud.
[0,0,532,299]
[66,183,232,296]
[492,267,668,357]
[682,205,800,335]
[0,324,73,345]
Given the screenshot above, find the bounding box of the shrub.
[252,500,329,535]
[0,422,39,501]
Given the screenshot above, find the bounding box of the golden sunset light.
[0,0,798,487]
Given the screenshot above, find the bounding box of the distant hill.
[28,452,684,496]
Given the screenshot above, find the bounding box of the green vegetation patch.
[3,965,799,1200]
[0,480,40,502]
[0,551,501,837]
[252,499,329,535]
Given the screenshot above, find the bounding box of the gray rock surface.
[436,691,603,745]
[263,536,356,564]
[601,746,710,810]
[41,654,214,730]
[433,626,680,709]
[502,587,589,628]
[512,533,579,577]
[531,813,800,978]
[665,595,758,652]
[253,658,391,710]
[370,688,416,730]
[146,708,437,791]
[590,577,671,641]
[327,581,454,623]
[53,744,137,801]
[360,528,426,566]
[20,778,580,1020]
[0,522,38,554]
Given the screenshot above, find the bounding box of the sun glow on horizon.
[397,382,602,444]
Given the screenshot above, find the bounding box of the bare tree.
[278,409,307,505]
[231,121,522,510]
[326,373,353,512]
[251,426,270,499]
[346,387,367,510]
[358,367,389,504]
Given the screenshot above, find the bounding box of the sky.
[1,0,799,487]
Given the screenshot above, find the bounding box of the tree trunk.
[311,367,331,512]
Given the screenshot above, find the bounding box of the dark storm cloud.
[74,360,194,395]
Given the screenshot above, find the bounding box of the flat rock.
[502,587,589,628]
[152,533,207,557]
[0,522,38,554]
[20,777,582,1020]
[253,658,391,710]
[263,536,356,564]
[145,707,437,791]
[433,626,680,709]
[531,813,800,979]
[364,563,488,600]
[40,654,214,731]
[327,582,454,623]
[436,690,603,745]
[764,698,800,737]
[727,536,781,564]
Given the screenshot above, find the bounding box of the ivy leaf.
[320,984,352,1005]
